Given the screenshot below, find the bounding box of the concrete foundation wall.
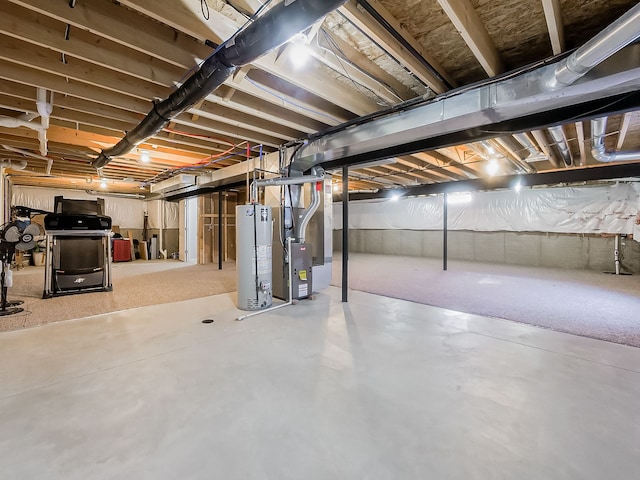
[334,230,640,274]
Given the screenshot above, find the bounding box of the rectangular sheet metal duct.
[292,44,640,173]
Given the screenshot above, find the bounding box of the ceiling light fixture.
[139,149,151,163]
[486,159,499,176]
[290,43,310,68]
[514,181,523,193]
[100,180,107,189]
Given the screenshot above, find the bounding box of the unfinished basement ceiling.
[0,0,639,196]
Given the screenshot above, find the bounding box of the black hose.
[93,0,348,169]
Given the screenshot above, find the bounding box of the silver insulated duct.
[548,3,640,89]
[290,3,640,174]
[591,117,640,162]
[92,0,347,168]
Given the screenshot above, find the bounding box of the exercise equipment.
[0,221,41,316]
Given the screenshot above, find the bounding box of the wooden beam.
[304,41,403,105]
[401,153,465,181]
[0,2,185,87]
[4,0,345,127]
[320,30,415,101]
[117,0,381,116]
[8,0,210,69]
[0,36,169,101]
[393,158,446,183]
[436,0,504,77]
[541,0,565,55]
[228,0,264,15]
[339,1,453,93]
[575,121,587,166]
[531,129,561,168]
[616,112,633,150]
[359,166,418,186]
[0,46,299,145]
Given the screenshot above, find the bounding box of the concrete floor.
[1,287,639,479]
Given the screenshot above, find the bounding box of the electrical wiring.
[143,141,263,184]
[319,29,399,106]
[200,0,210,20]
[162,127,236,146]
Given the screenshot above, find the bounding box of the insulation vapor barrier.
[334,184,640,237]
[146,199,179,230]
[12,186,145,228]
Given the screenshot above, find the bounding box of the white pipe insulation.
[36,88,53,157]
[591,117,640,162]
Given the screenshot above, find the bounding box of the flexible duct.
[548,2,640,88]
[92,0,347,169]
[591,117,640,162]
[547,126,572,166]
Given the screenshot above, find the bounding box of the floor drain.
[201,319,214,324]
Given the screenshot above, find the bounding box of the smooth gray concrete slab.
[1,288,639,479]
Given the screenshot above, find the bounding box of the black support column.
[342,166,349,302]
[443,192,448,271]
[218,192,223,270]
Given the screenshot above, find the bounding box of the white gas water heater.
[236,203,273,310]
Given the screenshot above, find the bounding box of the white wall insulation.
[146,199,179,229]
[12,186,145,228]
[334,183,640,236]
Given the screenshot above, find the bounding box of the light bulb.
[139,149,151,163]
[486,159,499,176]
[290,43,310,68]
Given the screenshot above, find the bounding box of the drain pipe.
[591,117,640,162]
[548,2,640,89]
[36,88,53,157]
[92,0,347,169]
[547,126,573,166]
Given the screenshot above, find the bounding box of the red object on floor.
[112,239,131,262]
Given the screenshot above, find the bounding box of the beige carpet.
[2,260,236,332]
[331,253,640,347]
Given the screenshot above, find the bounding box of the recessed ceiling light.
[139,149,151,163]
